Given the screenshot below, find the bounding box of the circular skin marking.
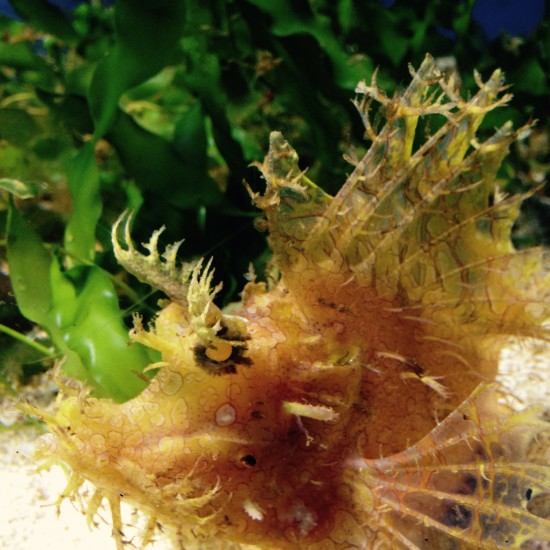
[215,403,237,427]
[160,371,183,395]
[89,433,107,452]
[150,412,166,427]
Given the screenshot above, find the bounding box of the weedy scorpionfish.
[36,55,549,549]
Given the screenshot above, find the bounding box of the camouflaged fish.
[36,54,549,549]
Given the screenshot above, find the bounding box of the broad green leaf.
[6,201,67,352]
[36,91,94,135]
[337,0,355,35]
[245,0,372,89]
[64,142,101,262]
[0,41,42,69]
[50,263,151,401]
[378,12,409,66]
[512,59,546,96]
[48,256,79,328]
[7,202,151,402]
[0,108,40,147]
[108,111,221,207]
[6,198,53,326]
[180,41,246,176]
[89,0,185,138]
[9,0,78,43]
[58,349,92,388]
[122,180,144,213]
[123,68,176,103]
[173,101,207,170]
[32,137,69,160]
[453,0,475,36]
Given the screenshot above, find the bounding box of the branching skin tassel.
[35,55,549,549]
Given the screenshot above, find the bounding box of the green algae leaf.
[512,58,547,96]
[246,0,372,89]
[5,201,85,382]
[0,108,41,147]
[0,178,38,199]
[6,200,53,327]
[85,0,222,206]
[49,262,151,402]
[337,0,355,34]
[0,41,43,69]
[108,111,221,207]
[179,29,247,178]
[64,142,101,263]
[89,0,185,138]
[7,200,150,402]
[173,101,207,171]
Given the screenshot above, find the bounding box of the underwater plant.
[33,54,549,548]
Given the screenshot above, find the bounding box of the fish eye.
[205,341,234,362]
[193,338,253,376]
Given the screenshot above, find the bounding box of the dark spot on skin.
[406,357,423,376]
[462,414,469,421]
[458,473,478,495]
[216,323,251,342]
[525,488,533,501]
[250,409,264,420]
[353,402,370,415]
[443,503,472,529]
[241,455,257,467]
[234,355,254,367]
[317,297,356,316]
[216,325,228,337]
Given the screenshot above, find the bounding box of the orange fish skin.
[35,54,550,549]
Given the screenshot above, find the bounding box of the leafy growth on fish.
[35,54,549,549]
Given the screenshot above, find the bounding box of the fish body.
[38,55,550,549]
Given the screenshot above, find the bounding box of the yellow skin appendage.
[36,55,549,548]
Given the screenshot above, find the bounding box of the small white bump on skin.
[243,498,265,521]
[215,403,236,427]
[278,500,317,536]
